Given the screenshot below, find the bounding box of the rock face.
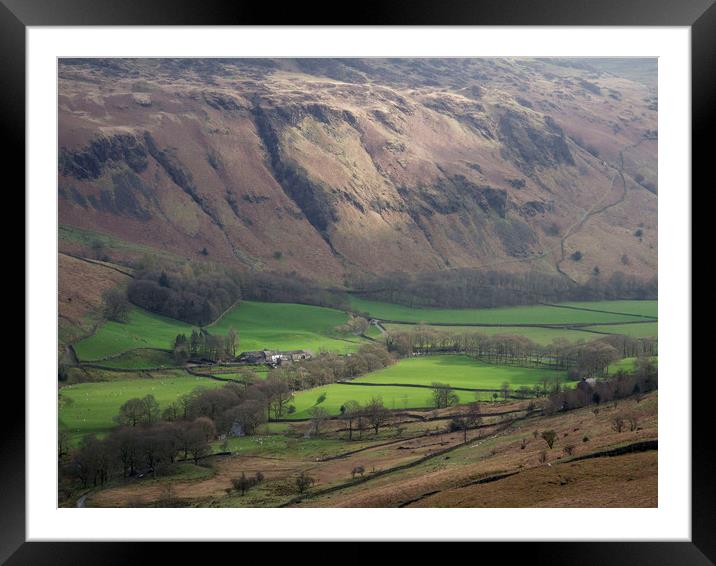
[58,58,658,284]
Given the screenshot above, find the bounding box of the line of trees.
[127,261,242,326]
[385,327,656,378]
[67,417,216,489]
[350,268,657,309]
[336,397,390,440]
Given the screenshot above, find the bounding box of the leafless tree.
[295,471,316,494]
[364,397,389,435]
[308,406,330,437]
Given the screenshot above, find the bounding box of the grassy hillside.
[74,301,365,362]
[349,296,657,325]
[209,301,363,353]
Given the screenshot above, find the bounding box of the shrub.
[541,430,557,449]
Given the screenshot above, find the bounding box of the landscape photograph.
[57,57,658,509]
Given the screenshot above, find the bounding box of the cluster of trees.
[101,288,131,323]
[448,402,483,442]
[266,344,394,391]
[336,397,391,440]
[127,261,242,325]
[385,327,656,378]
[334,315,370,335]
[545,355,658,414]
[172,327,239,363]
[240,271,348,310]
[106,253,351,327]
[64,377,296,489]
[350,269,657,310]
[66,417,217,488]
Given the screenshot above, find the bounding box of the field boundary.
[538,302,657,320]
[279,420,518,507]
[60,251,136,279]
[376,318,654,329]
[335,380,536,396]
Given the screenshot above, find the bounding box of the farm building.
[237,350,268,364]
[238,349,313,365]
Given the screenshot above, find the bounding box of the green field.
[555,300,657,318]
[74,309,193,360]
[588,322,658,338]
[607,356,658,374]
[290,384,479,418]
[353,355,565,389]
[74,301,365,362]
[348,296,657,325]
[59,372,225,442]
[86,349,180,369]
[288,356,568,419]
[209,301,363,353]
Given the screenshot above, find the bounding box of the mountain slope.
[58,58,657,284]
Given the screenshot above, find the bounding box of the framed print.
[7,0,711,561]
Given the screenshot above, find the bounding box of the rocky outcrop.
[498,110,574,171]
[59,133,148,180]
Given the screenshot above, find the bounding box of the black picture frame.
[6,0,709,561]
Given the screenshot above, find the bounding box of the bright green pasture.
[382,323,594,345]
[209,301,364,354]
[289,384,470,418]
[348,296,655,325]
[59,373,224,443]
[87,349,179,369]
[74,308,192,360]
[351,355,564,389]
[364,325,384,339]
[74,301,364,362]
[588,322,658,338]
[607,356,659,374]
[288,356,568,419]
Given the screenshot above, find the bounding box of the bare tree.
[611,415,626,433]
[364,397,389,435]
[232,471,263,496]
[341,400,361,441]
[308,406,330,437]
[430,383,459,409]
[295,471,316,494]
